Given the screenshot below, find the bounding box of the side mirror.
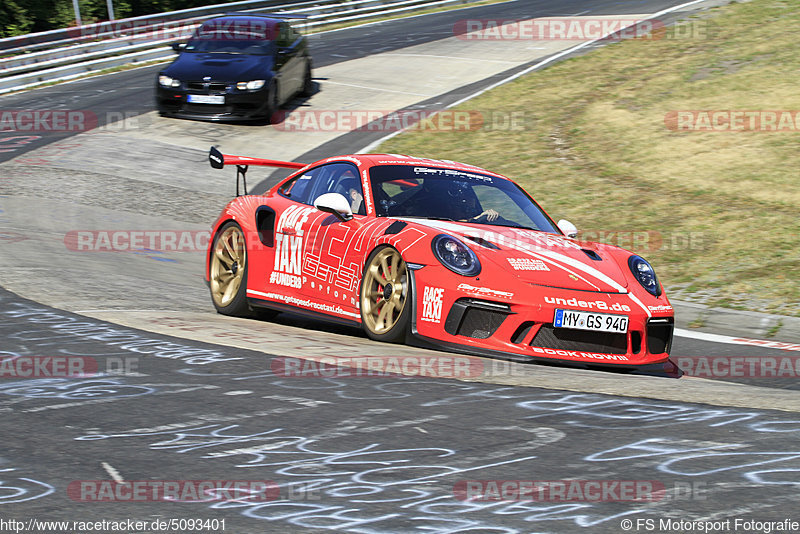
[557,219,578,239]
[314,193,353,222]
[171,42,186,53]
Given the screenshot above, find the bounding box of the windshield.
[369,165,560,233]
[185,31,275,55]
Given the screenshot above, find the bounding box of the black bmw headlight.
[432,234,481,277]
[628,255,661,296]
[158,74,180,88]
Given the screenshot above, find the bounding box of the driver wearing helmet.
[447,181,499,222]
[334,172,364,215]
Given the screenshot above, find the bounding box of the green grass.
[378,0,800,316]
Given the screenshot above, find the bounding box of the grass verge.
[378,0,800,316]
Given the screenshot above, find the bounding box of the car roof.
[199,15,283,37]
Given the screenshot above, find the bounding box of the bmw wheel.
[300,61,313,97]
[360,246,411,342]
[265,81,279,123]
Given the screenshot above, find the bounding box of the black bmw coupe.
[155,14,312,122]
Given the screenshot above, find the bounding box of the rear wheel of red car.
[209,222,250,317]
[360,246,411,343]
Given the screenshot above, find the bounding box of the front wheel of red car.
[209,221,251,317]
[360,246,411,343]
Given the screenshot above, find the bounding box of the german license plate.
[554,309,628,333]
[187,94,225,104]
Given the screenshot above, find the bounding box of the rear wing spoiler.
[208,146,306,196]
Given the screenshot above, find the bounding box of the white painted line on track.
[360,0,711,153]
[675,328,800,352]
[101,462,125,483]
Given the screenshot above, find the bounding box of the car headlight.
[236,80,266,91]
[158,75,180,88]
[432,234,481,277]
[628,255,661,296]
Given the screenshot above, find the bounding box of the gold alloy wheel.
[361,247,409,335]
[210,224,246,308]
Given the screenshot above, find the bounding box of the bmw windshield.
[369,165,560,233]
[184,30,275,55]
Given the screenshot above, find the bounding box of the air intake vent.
[647,318,674,354]
[462,235,500,250]
[582,249,602,261]
[444,298,511,339]
[631,330,642,354]
[511,321,536,344]
[384,221,407,235]
[187,81,228,92]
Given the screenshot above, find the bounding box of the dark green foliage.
[1,0,238,38]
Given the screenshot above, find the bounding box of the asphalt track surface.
[2,1,799,533]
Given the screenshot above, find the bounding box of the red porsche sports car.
[205,147,674,366]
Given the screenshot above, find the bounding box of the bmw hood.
[401,219,631,293]
[163,52,273,82]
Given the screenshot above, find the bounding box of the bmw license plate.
[187,94,225,104]
[554,309,628,333]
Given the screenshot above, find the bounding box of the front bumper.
[155,85,271,121]
[409,266,673,367]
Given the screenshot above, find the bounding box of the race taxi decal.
[545,296,631,312]
[271,205,315,288]
[507,258,550,271]
[421,286,444,323]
